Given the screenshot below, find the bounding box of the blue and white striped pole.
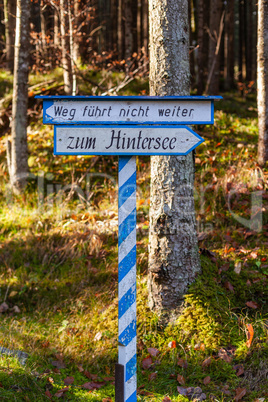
[116,156,137,402]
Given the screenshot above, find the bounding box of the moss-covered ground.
[0,68,267,401]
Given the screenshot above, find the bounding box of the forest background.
[0,0,267,401]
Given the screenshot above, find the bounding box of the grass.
[0,68,267,401]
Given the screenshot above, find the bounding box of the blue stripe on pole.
[118,247,136,282]
[119,285,136,319]
[118,173,136,208]
[126,354,137,382]
[118,156,137,401]
[118,210,136,243]
[118,320,136,346]
[126,391,137,402]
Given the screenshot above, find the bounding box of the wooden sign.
[54,125,204,155]
[39,95,220,125]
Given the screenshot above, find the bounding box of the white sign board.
[54,125,204,155]
[43,97,215,125]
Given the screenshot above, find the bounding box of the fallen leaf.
[234,387,247,401]
[64,376,74,385]
[45,390,52,399]
[202,357,212,368]
[142,356,153,370]
[168,340,176,348]
[148,372,157,381]
[218,348,232,363]
[51,360,66,369]
[94,331,102,341]
[177,386,188,396]
[82,381,105,390]
[177,374,185,385]
[77,364,84,372]
[233,364,244,376]
[246,301,258,309]
[54,387,69,398]
[203,376,211,385]
[103,376,115,382]
[147,347,160,357]
[177,358,188,368]
[102,398,113,402]
[162,398,171,402]
[84,371,98,380]
[194,343,205,351]
[234,261,242,274]
[224,281,234,292]
[0,302,9,313]
[9,291,18,298]
[246,324,254,348]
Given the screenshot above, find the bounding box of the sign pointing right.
[54,125,204,156]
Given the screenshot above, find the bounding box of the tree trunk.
[224,0,234,90]
[207,0,222,94]
[8,0,30,193]
[197,0,204,94]
[3,0,16,72]
[148,0,201,320]
[124,0,133,63]
[257,0,268,166]
[60,0,72,94]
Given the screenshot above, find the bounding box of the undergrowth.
[0,68,267,401]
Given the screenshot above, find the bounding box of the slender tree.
[257,0,268,165]
[3,0,16,72]
[148,0,201,320]
[7,0,30,192]
[60,0,72,94]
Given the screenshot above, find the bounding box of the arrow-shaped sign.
[54,125,204,156]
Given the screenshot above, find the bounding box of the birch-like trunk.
[148,0,201,319]
[8,0,30,192]
[257,0,268,166]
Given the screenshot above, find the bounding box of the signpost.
[37,95,221,402]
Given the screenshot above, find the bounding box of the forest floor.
[0,68,267,401]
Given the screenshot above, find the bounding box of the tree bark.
[197,0,204,94]
[60,0,72,94]
[257,0,268,166]
[224,0,234,90]
[8,0,30,192]
[3,0,16,72]
[207,0,222,94]
[148,0,201,320]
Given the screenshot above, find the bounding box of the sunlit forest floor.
[0,69,267,401]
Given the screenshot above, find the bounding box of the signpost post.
[37,95,221,402]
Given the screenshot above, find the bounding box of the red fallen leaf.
[168,340,176,348]
[52,368,61,374]
[84,371,98,380]
[203,376,211,385]
[246,324,254,348]
[103,376,115,382]
[148,372,157,381]
[64,376,74,385]
[51,360,66,369]
[233,364,244,376]
[246,301,258,309]
[45,390,52,399]
[218,348,232,363]
[142,356,153,370]
[147,347,160,357]
[234,387,247,401]
[224,281,234,292]
[177,358,188,368]
[102,398,113,402]
[202,356,212,368]
[177,374,185,385]
[177,386,188,396]
[162,397,172,402]
[54,387,69,398]
[82,381,105,390]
